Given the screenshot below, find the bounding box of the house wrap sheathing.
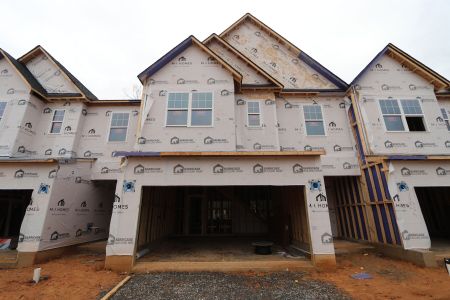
[0,14,448,270]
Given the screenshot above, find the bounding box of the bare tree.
[123,84,142,100]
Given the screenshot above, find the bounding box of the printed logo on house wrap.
[384,140,407,148]
[333,145,353,152]
[436,167,450,176]
[400,167,427,176]
[253,164,282,174]
[50,231,70,241]
[107,234,133,245]
[393,194,410,210]
[321,232,333,244]
[342,162,359,170]
[253,143,276,150]
[134,164,163,174]
[14,169,38,178]
[292,164,320,174]
[100,167,122,174]
[401,230,428,241]
[414,140,437,148]
[170,136,194,144]
[173,164,202,174]
[204,136,229,144]
[113,194,128,211]
[212,164,242,174]
[18,233,41,243]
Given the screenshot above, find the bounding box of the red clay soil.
[309,252,450,300]
[0,252,124,300]
[1,249,449,299]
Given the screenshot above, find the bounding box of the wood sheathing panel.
[137,187,177,250]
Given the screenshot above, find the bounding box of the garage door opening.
[0,190,32,250]
[135,186,311,266]
[416,187,450,250]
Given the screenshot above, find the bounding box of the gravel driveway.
[111,272,351,300]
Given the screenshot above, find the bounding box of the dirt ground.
[0,248,124,300]
[0,244,449,299]
[309,251,450,300]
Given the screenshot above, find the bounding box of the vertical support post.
[305,178,336,267]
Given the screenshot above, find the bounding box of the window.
[303,105,325,135]
[191,92,213,126]
[441,108,450,131]
[400,99,426,132]
[379,99,404,131]
[0,102,6,121]
[379,99,427,132]
[247,101,261,127]
[166,93,189,126]
[108,112,129,142]
[166,92,213,127]
[50,110,65,133]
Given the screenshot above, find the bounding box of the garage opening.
[135,186,311,264]
[0,190,32,250]
[416,187,450,249]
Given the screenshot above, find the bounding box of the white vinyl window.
[440,108,450,131]
[166,92,213,127]
[108,112,129,142]
[303,105,325,136]
[0,102,6,121]
[400,99,426,131]
[380,99,426,132]
[247,101,261,127]
[379,99,404,131]
[50,110,65,133]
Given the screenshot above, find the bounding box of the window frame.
[107,111,130,143]
[247,101,262,128]
[400,99,428,132]
[0,101,7,124]
[302,104,326,136]
[164,91,214,128]
[440,107,450,131]
[48,109,66,134]
[378,98,428,133]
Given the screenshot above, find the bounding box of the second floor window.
[379,99,426,132]
[108,112,129,142]
[166,92,213,127]
[50,110,65,133]
[441,108,450,131]
[247,101,261,127]
[0,102,6,121]
[303,105,325,136]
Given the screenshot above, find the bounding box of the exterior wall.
[354,54,450,155]
[235,91,279,151]
[77,105,139,179]
[7,160,115,253]
[138,45,237,152]
[0,163,56,252]
[107,156,335,259]
[276,96,360,176]
[0,58,32,156]
[25,52,79,94]
[207,38,271,85]
[387,160,450,249]
[222,21,337,89]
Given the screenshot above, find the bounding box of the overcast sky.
[2,0,449,99]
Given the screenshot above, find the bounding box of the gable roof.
[204,34,283,90]
[351,43,449,90]
[19,45,98,100]
[0,48,47,97]
[138,35,243,85]
[220,13,348,90]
